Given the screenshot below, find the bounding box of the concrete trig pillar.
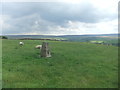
[41,42,51,57]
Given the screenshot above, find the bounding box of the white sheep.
[19,41,24,46]
[35,45,42,49]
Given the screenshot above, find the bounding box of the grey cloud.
[2,14,57,34]
[2,2,116,24]
[1,1,118,35]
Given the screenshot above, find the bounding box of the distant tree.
[2,36,8,39]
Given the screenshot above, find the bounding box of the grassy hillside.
[2,39,118,88]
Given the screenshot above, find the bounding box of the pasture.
[2,39,118,88]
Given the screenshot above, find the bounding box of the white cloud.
[47,19,118,35]
[1,14,118,35]
[0,15,13,35]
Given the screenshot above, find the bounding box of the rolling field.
[2,39,118,88]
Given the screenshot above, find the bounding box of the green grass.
[0,39,2,89]
[2,39,118,88]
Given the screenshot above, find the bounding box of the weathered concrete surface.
[41,42,51,57]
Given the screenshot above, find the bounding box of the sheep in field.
[35,45,42,49]
[19,41,24,46]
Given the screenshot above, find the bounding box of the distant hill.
[2,34,119,46]
[5,34,119,39]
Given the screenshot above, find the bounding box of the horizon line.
[1,33,119,36]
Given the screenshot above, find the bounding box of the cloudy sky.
[0,0,119,35]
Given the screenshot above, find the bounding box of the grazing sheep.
[35,45,42,49]
[19,41,24,46]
